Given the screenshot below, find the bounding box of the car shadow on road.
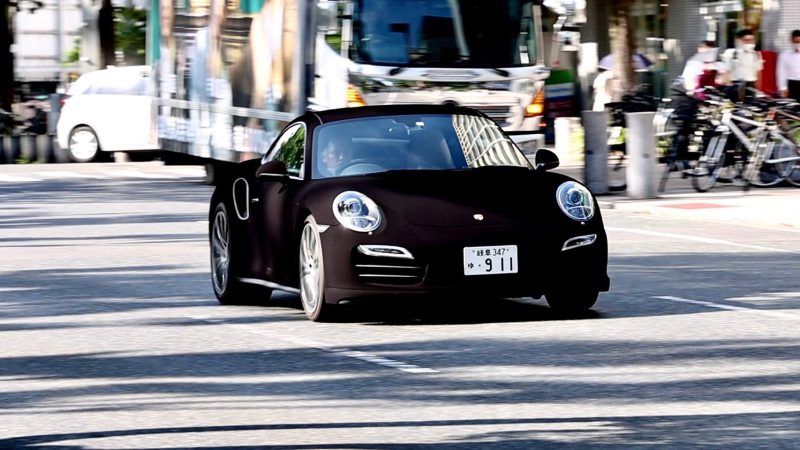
[339,297,601,325]
[262,292,601,326]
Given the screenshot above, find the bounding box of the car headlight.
[332,191,382,232]
[556,181,595,221]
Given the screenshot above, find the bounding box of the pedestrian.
[721,29,763,101]
[777,29,800,101]
[592,68,614,112]
[682,41,725,92]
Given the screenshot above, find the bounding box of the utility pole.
[609,0,636,101]
[0,0,15,111]
[98,0,115,67]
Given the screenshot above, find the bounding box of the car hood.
[346,167,564,227]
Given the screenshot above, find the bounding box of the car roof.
[68,66,150,95]
[309,104,483,124]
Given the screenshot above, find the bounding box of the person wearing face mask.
[682,40,725,92]
[777,30,800,101]
[721,29,763,101]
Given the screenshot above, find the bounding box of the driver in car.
[319,135,354,177]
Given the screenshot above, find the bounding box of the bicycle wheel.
[775,138,800,187]
[748,136,794,187]
[691,135,727,192]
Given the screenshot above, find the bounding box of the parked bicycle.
[689,92,800,192]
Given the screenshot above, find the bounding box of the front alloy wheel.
[67,126,100,162]
[299,216,334,321]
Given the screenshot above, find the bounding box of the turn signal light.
[525,88,545,117]
[346,85,367,107]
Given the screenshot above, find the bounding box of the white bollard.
[554,117,583,165]
[581,110,608,194]
[625,111,658,199]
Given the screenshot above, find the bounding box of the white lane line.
[606,226,798,254]
[34,171,106,179]
[106,169,178,179]
[160,167,206,177]
[187,315,439,374]
[331,348,438,374]
[0,174,41,182]
[655,296,800,320]
[0,287,39,293]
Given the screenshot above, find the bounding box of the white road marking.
[106,169,178,179]
[34,171,106,179]
[0,174,42,182]
[187,315,439,374]
[0,287,39,293]
[606,226,798,254]
[655,296,800,320]
[160,167,206,177]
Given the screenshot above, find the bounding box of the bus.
[151,0,550,167]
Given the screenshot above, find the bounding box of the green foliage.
[115,7,146,65]
[326,34,342,52]
[65,37,80,63]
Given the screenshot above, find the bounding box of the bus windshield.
[351,0,539,68]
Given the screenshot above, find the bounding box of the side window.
[90,73,143,95]
[268,124,306,177]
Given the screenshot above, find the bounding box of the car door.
[254,123,307,286]
[89,71,149,151]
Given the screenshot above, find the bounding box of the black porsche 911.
[209,104,609,321]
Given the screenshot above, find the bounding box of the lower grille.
[353,256,426,285]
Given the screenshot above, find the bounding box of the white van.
[57,66,158,162]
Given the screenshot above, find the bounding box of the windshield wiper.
[489,68,510,77]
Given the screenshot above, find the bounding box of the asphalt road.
[1,162,800,449]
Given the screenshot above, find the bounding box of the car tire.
[209,199,272,305]
[299,215,336,322]
[67,126,101,163]
[545,289,598,316]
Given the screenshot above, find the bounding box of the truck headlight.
[333,191,382,232]
[556,181,594,221]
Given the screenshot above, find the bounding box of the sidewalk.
[553,163,800,233]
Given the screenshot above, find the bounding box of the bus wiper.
[489,68,510,77]
[388,67,405,76]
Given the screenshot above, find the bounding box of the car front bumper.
[320,222,609,304]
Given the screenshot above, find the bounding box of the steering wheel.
[339,160,387,176]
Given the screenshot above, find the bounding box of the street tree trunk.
[0,0,14,112]
[609,0,636,102]
[98,0,115,67]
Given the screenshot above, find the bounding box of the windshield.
[312,114,530,179]
[351,0,538,68]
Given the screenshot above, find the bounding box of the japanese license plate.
[463,245,518,276]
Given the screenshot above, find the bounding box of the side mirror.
[533,148,559,171]
[256,160,288,180]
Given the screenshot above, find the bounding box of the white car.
[57,66,158,162]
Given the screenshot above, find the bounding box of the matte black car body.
[209,104,609,320]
